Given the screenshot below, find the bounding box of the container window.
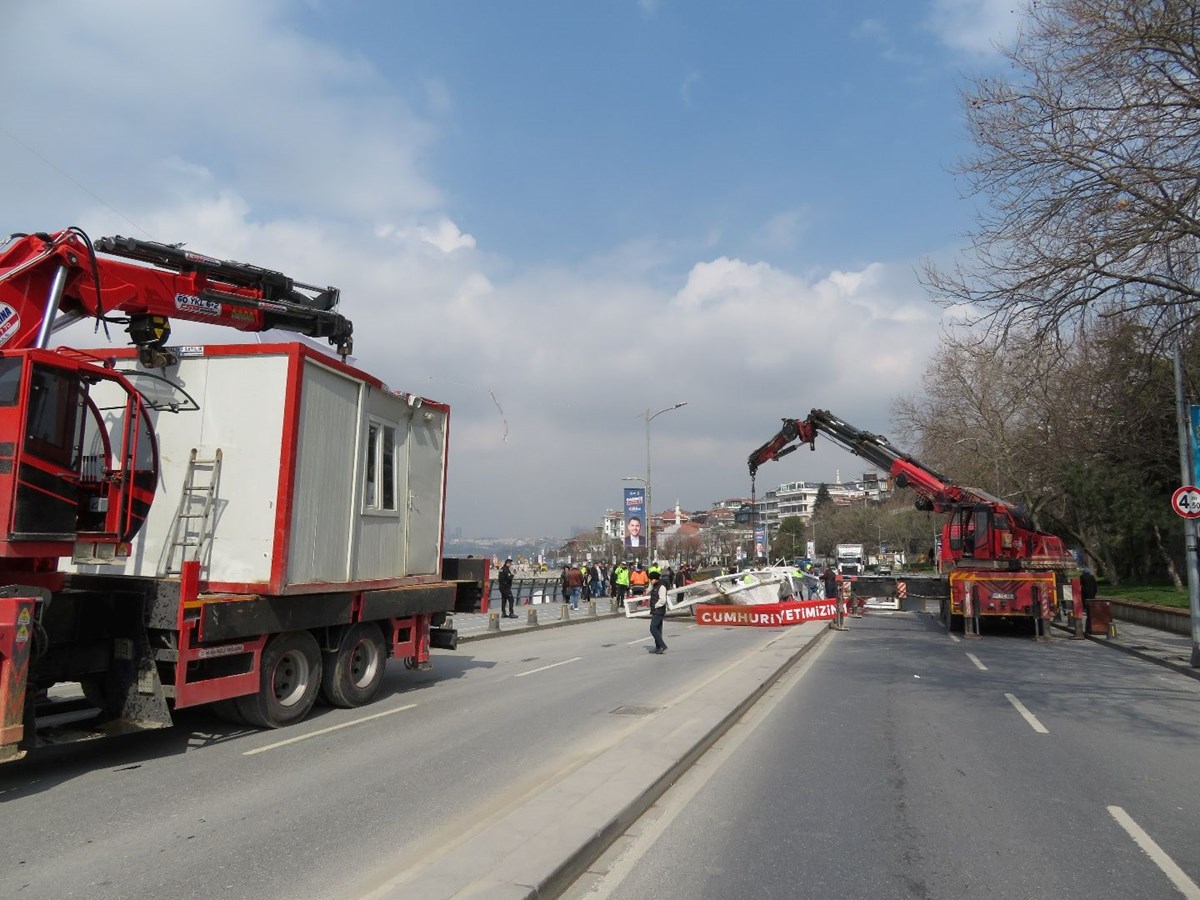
[363,418,398,513]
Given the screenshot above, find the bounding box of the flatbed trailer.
[0,343,474,762]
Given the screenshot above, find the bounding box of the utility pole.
[643,402,687,560]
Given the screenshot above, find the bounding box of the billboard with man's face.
[624,487,646,548]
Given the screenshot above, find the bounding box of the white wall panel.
[288,362,358,584]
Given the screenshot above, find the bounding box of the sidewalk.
[1084,618,1200,681]
[450,597,625,643]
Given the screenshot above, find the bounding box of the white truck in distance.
[836,543,865,576]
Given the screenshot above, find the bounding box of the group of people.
[496,557,696,656]
[496,557,853,660]
[495,557,705,658]
[555,561,613,610]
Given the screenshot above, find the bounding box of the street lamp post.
[642,402,688,559]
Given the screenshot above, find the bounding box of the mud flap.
[0,596,37,762]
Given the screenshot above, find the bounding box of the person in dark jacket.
[1080,567,1098,602]
[648,570,668,654]
[822,566,838,601]
[498,558,516,618]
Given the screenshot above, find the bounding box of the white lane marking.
[243,703,417,756]
[1108,806,1200,899]
[514,656,582,677]
[1004,692,1049,733]
[966,652,988,671]
[948,633,960,643]
[626,635,653,645]
[579,629,833,898]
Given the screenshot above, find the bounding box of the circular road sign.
[1171,485,1200,519]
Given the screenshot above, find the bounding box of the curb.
[534,623,833,900]
[381,620,833,898]
[455,608,623,644]
[1084,633,1200,682]
[1050,621,1200,683]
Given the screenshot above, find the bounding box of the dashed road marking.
[515,656,582,677]
[966,652,988,671]
[243,703,418,756]
[1004,692,1048,733]
[1108,806,1200,898]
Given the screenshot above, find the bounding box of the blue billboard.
[624,487,647,549]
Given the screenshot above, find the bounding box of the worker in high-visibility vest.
[615,563,631,609]
[629,563,650,597]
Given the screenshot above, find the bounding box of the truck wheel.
[210,699,248,725]
[234,631,322,729]
[320,623,387,708]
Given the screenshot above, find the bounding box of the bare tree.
[895,317,1199,584]
[924,0,1200,346]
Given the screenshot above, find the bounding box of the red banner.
[696,599,839,627]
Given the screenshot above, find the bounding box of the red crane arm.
[747,409,984,512]
[0,228,353,359]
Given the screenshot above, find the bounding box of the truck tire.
[234,631,322,729]
[210,699,248,726]
[320,622,387,708]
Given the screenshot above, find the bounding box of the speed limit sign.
[1172,485,1200,518]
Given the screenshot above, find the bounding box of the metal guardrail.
[488,576,611,606]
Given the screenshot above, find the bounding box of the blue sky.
[1,1,1018,537]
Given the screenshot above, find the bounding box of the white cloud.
[925,0,1023,57]
[0,1,950,536]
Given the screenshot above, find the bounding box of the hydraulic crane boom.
[747,408,1085,637]
[0,227,353,362]
[748,408,989,513]
[747,408,1076,574]
[0,227,356,572]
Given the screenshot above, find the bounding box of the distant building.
[754,472,891,532]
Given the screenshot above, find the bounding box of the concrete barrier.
[1108,599,1190,636]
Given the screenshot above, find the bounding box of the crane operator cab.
[945,504,1022,566]
[0,350,162,567]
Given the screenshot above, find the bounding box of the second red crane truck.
[0,227,484,763]
[748,409,1082,635]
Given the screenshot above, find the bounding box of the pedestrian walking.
[498,558,516,618]
[567,564,584,609]
[560,565,571,606]
[648,570,668,654]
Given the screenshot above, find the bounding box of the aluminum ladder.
[163,448,222,577]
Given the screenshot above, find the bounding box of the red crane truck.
[747,409,1082,635]
[0,227,481,762]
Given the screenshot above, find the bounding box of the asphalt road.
[566,611,1200,900]
[0,614,782,900]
